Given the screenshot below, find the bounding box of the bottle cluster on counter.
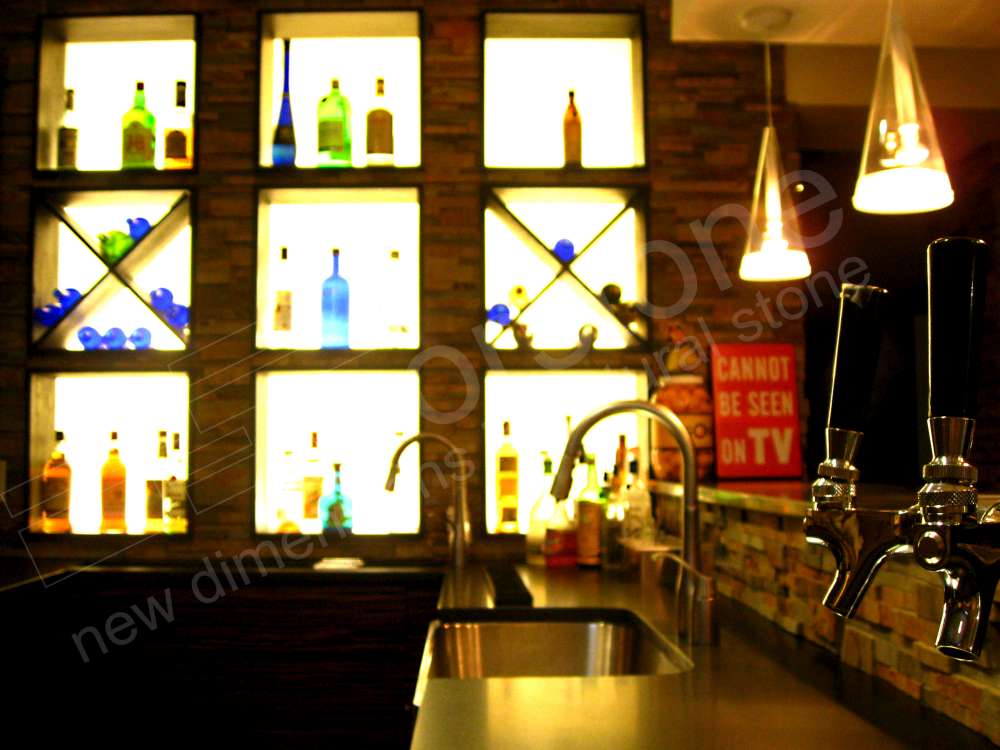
[271,39,396,168]
[57,79,193,170]
[498,419,655,570]
[272,431,353,535]
[38,428,188,534]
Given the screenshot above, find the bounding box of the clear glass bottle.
[624,454,654,541]
[321,249,350,349]
[163,81,193,170]
[302,431,323,528]
[317,78,352,167]
[602,471,628,571]
[164,432,188,534]
[365,77,394,166]
[101,431,127,533]
[495,420,519,533]
[272,39,296,167]
[385,249,409,345]
[563,90,581,167]
[272,246,293,336]
[41,430,71,533]
[276,448,302,534]
[575,454,602,568]
[145,430,168,533]
[56,89,78,170]
[122,82,156,169]
[320,462,352,532]
[526,452,556,565]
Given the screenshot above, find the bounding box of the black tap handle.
[827,284,888,432]
[927,237,989,419]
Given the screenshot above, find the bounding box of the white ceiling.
[671,0,1000,48]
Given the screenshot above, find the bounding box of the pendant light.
[739,42,811,282]
[852,0,953,214]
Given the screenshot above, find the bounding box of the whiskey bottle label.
[123,122,154,164]
[165,129,188,159]
[274,291,292,331]
[318,120,345,152]
[366,110,393,155]
[57,127,77,168]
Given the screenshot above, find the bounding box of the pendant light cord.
[764,42,773,126]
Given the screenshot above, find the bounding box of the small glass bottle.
[163,81,193,170]
[272,39,296,167]
[495,421,519,533]
[273,246,293,336]
[101,431,127,533]
[145,430,168,533]
[624,453,654,541]
[526,452,556,565]
[366,77,394,166]
[317,78,352,167]
[41,430,71,533]
[57,89,78,170]
[575,454,602,568]
[122,82,156,169]
[321,249,350,349]
[320,462,352,532]
[563,90,581,167]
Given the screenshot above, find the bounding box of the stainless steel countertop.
[414,565,990,750]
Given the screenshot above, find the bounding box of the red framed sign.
[710,343,802,478]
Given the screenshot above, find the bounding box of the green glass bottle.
[317,78,352,167]
[122,81,156,169]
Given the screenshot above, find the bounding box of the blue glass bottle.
[320,462,352,532]
[272,39,296,167]
[321,248,349,349]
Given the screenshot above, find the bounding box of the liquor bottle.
[40,430,71,533]
[602,471,628,571]
[163,81,193,170]
[317,78,352,167]
[385,249,409,345]
[272,246,293,335]
[526,452,556,565]
[56,89,78,170]
[611,434,627,494]
[122,82,156,169]
[276,448,302,533]
[319,462,352,532]
[321,249,350,349]
[144,430,169,533]
[624,452,654,541]
[272,39,296,167]
[495,421,519,533]
[302,431,323,524]
[563,90,581,168]
[163,432,188,533]
[101,431,127,533]
[365,77,394,166]
[575,453,603,568]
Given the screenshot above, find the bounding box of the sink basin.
[414,608,691,705]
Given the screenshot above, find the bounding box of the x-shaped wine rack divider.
[33,192,191,351]
[485,188,649,349]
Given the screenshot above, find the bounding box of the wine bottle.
[122,82,156,169]
[317,78,352,167]
[41,430,71,533]
[273,246,293,335]
[56,89,78,170]
[164,432,187,533]
[495,421,519,533]
[365,77,394,166]
[272,39,296,167]
[101,431,127,533]
[321,249,350,349]
[575,454,603,568]
[302,432,323,524]
[320,462,352,532]
[145,430,168,533]
[563,90,581,167]
[163,81,193,170]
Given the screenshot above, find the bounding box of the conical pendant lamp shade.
[739,125,811,282]
[852,1,953,214]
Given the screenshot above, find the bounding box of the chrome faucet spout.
[553,400,701,573]
[386,433,470,569]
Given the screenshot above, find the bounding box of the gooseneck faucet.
[552,400,701,574]
[806,236,999,662]
[386,434,470,570]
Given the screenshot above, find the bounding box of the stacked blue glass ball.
[33,288,81,327]
[150,288,190,330]
[78,326,152,351]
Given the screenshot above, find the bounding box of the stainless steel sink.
[414,608,692,705]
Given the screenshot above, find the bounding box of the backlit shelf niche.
[32,190,192,352]
[36,15,196,171]
[259,12,420,169]
[484,13,644,168]
[254,371,420,535]
[256,188,419,350]
[485,371,648,534]
[29,372,190,535]
[484,187,648,350]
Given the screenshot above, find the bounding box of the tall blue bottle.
[322,248,349,348]
[272,39,296,167]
